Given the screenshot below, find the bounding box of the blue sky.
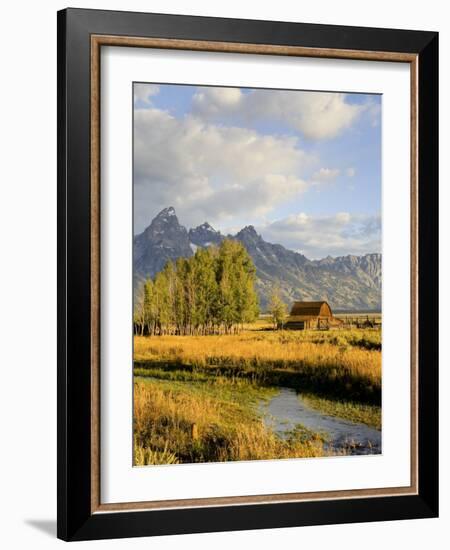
[133,83,381,259]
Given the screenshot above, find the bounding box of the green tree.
[174,257,188,334]
[268,285,287,330]
[153,271,170,334]
[192,247,218,334]
[134,239,259,335]
[134,282,146,335]
[162,261,177,334]
[216,239,259,332]
[143,278,155,335]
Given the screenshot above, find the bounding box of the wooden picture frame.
[57,8,438,541]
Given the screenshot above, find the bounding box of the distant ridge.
[134,207,381,311]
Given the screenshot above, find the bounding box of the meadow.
[133,320,381,465]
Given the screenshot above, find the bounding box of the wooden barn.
[284,301,337,330]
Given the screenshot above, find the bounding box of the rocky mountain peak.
[134,207,382,311]
[144,206,186,241]
[236,225,260,242]
[150,206,178,226]
[200,221,217,232]
[189,221,223,247]
[157,206,176,218]
[134,207,192,279]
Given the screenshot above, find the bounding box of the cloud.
[346,167,356,177]
[312,167,340,183]
[259,212,381,258]
[366,97,382,127]
[134,108,313,232]
[192,88,364,140]
[193,87,243,114]
[134,84,160,107]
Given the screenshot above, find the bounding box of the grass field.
[301,393,381,430]
[134,376,326,465]
[133,319,381,465]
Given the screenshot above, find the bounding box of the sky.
[133,82,381,259]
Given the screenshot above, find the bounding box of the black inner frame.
[57,8,438,541]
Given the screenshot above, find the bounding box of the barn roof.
[289,301,332,317]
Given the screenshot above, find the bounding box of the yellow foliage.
[134,329,381,388]
[134,380,325,464]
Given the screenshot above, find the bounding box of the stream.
[259,387,381,455]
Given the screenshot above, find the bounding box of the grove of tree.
[134,239,259,336]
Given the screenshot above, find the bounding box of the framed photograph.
[57,8,438,541]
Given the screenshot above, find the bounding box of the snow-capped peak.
[154,206,177,221]
[199,221,217,232]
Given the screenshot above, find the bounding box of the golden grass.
[133,326,381,464]
[134,328,381,401]
[134,378,325,464]
[302,393,382,430]
[134,333,379,373]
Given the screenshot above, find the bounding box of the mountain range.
[134,207,381,311]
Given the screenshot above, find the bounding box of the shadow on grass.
[134,360,381,405]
